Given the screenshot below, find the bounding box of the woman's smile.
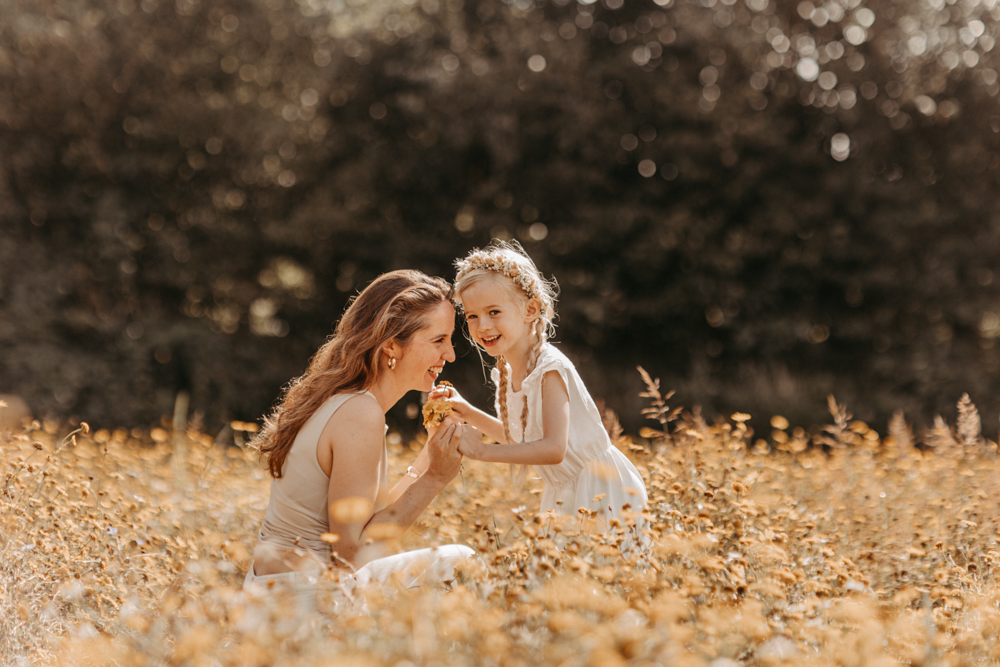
[396,301,456,392]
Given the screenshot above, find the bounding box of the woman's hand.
[422,416,464,483]
[428,383,473,421]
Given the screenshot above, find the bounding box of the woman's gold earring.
[389,356,397,370]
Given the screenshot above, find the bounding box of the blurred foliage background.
[3,0,1000,434]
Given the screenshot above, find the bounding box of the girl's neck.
[504,338,539,391]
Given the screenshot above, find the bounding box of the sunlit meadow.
[3,374,1000,666]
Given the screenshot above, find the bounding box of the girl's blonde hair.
[454,241,558,447]
[253,270,453,478]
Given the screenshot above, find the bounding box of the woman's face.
[397,301,457,392]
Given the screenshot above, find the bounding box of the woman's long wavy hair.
[254,270,454,478]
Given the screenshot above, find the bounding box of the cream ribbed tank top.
[257,391,386,561]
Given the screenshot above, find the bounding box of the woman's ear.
[382,340,403,362]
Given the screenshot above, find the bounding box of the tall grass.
[2,377,1000,666]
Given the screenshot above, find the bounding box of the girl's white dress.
[493,344,648,527]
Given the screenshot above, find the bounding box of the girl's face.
[396,301,457,392]
[460,275,537,360]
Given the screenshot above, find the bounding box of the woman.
[246,270,475,607]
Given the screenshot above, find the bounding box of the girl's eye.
[490,310,500,316]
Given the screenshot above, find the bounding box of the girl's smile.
[459,276,537,363]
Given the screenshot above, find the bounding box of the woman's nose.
[444,341,456,362]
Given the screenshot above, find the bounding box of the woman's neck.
[367,378,405,414]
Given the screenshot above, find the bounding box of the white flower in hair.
[456,250,541,300]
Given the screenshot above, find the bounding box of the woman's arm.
[457,370,569,465]
[385,436,434,505]
[326,399,464,568]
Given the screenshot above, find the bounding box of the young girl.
[432,242,648,531]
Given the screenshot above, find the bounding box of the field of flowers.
[3,379,1000,666]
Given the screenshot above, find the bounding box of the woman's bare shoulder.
[328,392,385,434]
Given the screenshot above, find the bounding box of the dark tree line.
[3,0,1000,433]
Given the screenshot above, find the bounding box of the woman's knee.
[435,544,476,560]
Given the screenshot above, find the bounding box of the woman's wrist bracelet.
[406,466,420,479]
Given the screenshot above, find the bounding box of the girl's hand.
[456,424,484,460]
[423,416,464,483]
[428,383,472,420]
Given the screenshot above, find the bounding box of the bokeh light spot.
[455,207,475,233]
[528,223,548,241]
[844,25,867,45]
[830,132,850,161]
[300,89,319,107]
[810,324,830,343]
[914,95,936,116]
[796,57,819,81]
[854,8,875,27]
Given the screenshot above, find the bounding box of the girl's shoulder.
[490,344,578,391]
[534,343,576,374]
[526,344,578,390]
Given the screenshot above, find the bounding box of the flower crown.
[454,250,541,302]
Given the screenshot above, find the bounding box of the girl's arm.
[429,384,508,444]
[326,401,464,568]
[456,370,569,465]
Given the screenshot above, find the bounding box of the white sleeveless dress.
[493,344,648,528]
[245,391,473,611]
